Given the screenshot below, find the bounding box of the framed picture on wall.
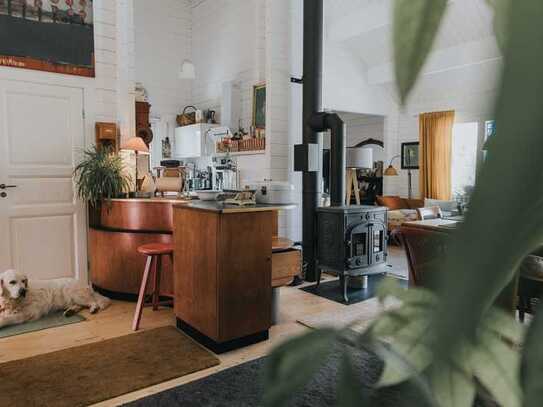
[401,142,419,169]
[0,0,95,77]
[252,83,266,129]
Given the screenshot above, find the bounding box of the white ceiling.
[325,0,502,106]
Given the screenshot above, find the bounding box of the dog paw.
[89,305,99,314]
[63,309,75,318]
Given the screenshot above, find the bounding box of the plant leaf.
[471,331,522,407]
[428,361,476,407]
[521,308,543,407]
[393,0,448,103]
[433,0,543,361]
[486,0,512,52]
[262,328,338,407]
[483,307,525,345]
[376,318,434,387]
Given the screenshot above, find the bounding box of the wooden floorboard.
[0,248,408,406]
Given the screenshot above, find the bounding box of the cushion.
[376,196,408,210]
[424,198,457,212]
[405,199,424,209]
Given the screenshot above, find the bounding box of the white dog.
[0,269,110,329]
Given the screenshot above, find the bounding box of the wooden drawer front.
[272,250,301,287]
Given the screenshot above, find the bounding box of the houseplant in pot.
[73,146,130,226]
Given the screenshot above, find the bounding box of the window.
[451,122,478,198]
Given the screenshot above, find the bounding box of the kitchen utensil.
[195,190,222,201]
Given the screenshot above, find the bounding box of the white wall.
[134,0,192,169]
[191,0,269,186]
[383,88,498,198]
[322,43,393,116]
[0,0,137,144]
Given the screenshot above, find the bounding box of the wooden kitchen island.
[173,202,295,353]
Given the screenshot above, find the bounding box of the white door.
[0,80,87,281]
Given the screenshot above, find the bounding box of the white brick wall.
[0,0,130,143]
[134,0,192,168]
[191,0,269,186]
[383,89,498,198]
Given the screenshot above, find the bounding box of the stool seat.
[137,243,174,256]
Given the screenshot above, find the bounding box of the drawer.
[272,249,301,287]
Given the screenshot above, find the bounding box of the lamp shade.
[179,60,196,80]
[346,147,373,169]
[121,136,149,153]
[384,165,399,176]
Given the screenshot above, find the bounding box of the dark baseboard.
[176,319,269,354]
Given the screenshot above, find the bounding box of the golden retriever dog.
[0,269,110,329]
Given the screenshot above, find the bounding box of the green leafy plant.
[263,1,543,406]
[73,146,130,208]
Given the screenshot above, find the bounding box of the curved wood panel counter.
[89,199,188,298]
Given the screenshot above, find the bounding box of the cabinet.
[174,123,217,158]
[173,205,273,353]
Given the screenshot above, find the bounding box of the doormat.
[0,326,220,407]
[0,310,85,339]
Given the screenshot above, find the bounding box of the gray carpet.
[124,345,429,407]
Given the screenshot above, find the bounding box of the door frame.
[0,66,98,282]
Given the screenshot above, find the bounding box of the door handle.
[0,184,16,189]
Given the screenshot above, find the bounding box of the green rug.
[0,311,86,339]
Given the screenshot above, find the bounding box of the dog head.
[0,269,28,300]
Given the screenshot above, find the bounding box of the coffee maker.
[212,157,239,190]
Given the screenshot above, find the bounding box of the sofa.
[376,195,461,231]
[376,196,424,232]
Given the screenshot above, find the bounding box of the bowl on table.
[195,190,222,201]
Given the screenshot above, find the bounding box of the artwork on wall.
[0,0,95,77]
[252,82,266,129]
[401,142,420,169]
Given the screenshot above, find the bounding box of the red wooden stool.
[132,243,174,331]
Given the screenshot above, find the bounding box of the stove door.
[346,222,371,269]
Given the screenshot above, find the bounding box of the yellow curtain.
[419,110,455,200]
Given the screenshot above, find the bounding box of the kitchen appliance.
[212,157,239,191]
[316,205,388,302]
[174,123,218,158]
[195,190,222,201]
[251,181,294,204]
[293,0,390,303]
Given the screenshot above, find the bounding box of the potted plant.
[73,146,130,226]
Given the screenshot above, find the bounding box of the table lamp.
[121,136,149,193]
[346,147,373,206]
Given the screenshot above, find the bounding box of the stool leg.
[133,255,154,331]
[152,255,162,311]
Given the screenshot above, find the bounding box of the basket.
[176,105,197,127]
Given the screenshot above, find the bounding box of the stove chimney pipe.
[298,0,324,282]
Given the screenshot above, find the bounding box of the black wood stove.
[317,205,388,302]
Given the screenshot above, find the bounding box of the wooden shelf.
[216,138,265,154]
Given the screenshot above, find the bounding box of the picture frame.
[401,142,420,170]
[0,0,95,77]
[252,83,266,129]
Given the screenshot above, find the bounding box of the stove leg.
[343,275,350,303]
[363,275,368,289]
[316,268,322,288]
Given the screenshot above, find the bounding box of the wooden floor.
[0,247,408,406]
[0,280,343,406]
